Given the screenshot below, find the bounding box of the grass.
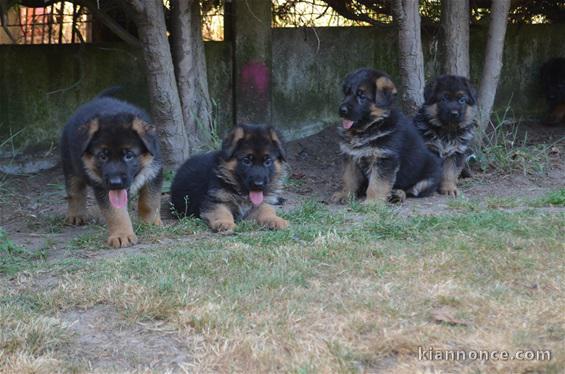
[530,188,565,207]
[1,197,563,372]
[0,228,49,276]
[476,118,562,176]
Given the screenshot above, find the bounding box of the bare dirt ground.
[1,122,564,372]
[61,305,195,372]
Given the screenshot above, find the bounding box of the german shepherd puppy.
[61,88,163,248]
[413,75,478,196]
[540,58,565,125]
[333,68,441,203]
[170,124,288,233]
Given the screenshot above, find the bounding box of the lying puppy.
[333,68,441,203]
[170,124,288,233]
[540,58,565,126]
[61,88,163,247]
[414,75,478,196]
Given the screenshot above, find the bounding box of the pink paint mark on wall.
[240,61,270,96]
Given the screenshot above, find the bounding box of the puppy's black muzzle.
[106,175,127,190]
[339,104,351,118]
[250,180,265,191]
[246,169,268,192]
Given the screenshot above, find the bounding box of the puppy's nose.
[450,110,461,119]
[108,176,125,189]
[251,180,265,190]
[339,105,349,117]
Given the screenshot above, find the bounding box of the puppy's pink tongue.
[342,119,354,129]
[108,189,128,209]
[249,191,264,206]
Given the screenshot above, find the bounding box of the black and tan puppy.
[170,124,288,233]
[540,57,565,125]
[413,75,478,196]
[333,68,441,204]
[61,89,163,248]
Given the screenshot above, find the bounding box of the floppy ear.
[463,78,478,105]
[423,79,437,105]
[132,118,159,156]
[78,119,99,155]
[221,126,245,159]
[269,127,287,162]
[374,76,398,106]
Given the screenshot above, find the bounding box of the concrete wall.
[0,42,232,152]
[273,24,565,138]
[1,24,564,152]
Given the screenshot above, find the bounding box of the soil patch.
[61,305,195,372]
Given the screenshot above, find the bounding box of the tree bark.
[126,0,189,169]
[441,0,470,77]
[392,0,425,116]
[171,0,213,148]
[477,0,511,132]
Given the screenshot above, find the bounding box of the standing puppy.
[333,68,441,204]
[413,75,478,196]
[61,89,163,248]
[170,124,288,233]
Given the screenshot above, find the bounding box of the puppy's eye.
[124,150,135,161]
[242,156,253,166]
[458,97,467,104]
[441,95,449,102]
[356,90,367,100]
[97,151,108,162]
[263,156,272,167]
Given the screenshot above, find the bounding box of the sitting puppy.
[333,68,441,204]
[61,88,163,248]
[170,124,288,233]
[413,75,478,196]
[540,58,565,125]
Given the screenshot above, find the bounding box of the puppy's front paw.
[260,216,289,230]
[331,191,350,204]
[143,215,162,226]
[66,214,87,225]
[210,220,236,234]
[107,231,137,248]
[440,183,459,197]
[388,189,406,203]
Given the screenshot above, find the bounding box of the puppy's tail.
[95,85,122,99]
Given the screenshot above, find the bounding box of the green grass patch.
[530,188,565,207]
[476,119,561,175]
[0,229,48,276]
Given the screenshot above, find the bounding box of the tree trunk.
[441,0,470,77]
[477,0,512,132]
[392,0,425,116]
[171,0,213,148]
[126,0,189,169]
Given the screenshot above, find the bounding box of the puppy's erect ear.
[375,76,398,106]
[78,119,99,155]
[132,118,159,156]
[221,126,245,159]
[462,78,478,105]
[423,79,438,105]
[269,127,287,162]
